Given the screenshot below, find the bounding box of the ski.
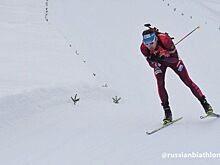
[146,117,183,135]
[200,112,220,119]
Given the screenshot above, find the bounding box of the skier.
[140,25,214,125]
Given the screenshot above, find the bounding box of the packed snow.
[0,0,220,164]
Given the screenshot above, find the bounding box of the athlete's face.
[143,33,158,51]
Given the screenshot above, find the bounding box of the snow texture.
[0,0,220,164]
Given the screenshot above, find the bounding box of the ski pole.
[175,26,200,46]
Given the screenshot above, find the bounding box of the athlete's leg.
[154,64,169,106]
[171,60,204,99]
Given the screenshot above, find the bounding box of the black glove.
[150,52,164,62]
[150,53,163,62]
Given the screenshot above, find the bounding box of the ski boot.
[163,105,173,125]
[199,96,213,115]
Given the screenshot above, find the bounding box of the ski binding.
[146,117,183,135]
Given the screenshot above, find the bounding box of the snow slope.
[0,0,220,165]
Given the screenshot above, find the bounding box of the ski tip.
[200,116,204,119]
[146,132,153,135]
[200,113,220,119]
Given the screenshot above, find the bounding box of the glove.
[150,61,158,68]
[150,53,164,62]
[148,60,161,68]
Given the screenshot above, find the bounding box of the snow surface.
[0,0,220,164]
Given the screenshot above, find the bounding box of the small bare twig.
[71,94,80,105]
[112,96,121,104]
[101,83,108,88]
[75,50,79,55]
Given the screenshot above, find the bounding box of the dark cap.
[142,27,158,36]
